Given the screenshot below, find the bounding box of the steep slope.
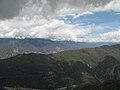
[0,44,120,89]
[0,53,94,89]
[0,54,120,89]
[94,56,120,80]
[51,44,120,67]
[75,80,120,90]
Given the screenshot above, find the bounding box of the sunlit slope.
[51,44,120,67]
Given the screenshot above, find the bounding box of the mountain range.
[0,38,119,59]
[0,44,120,90]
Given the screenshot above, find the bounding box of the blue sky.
[58,11,120,35]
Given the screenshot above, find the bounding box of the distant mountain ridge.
[0,38,119,59]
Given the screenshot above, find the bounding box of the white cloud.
[66,0,120,18]
[71,11,94,19]
[0,17,91,41]
[104,0,120,12]
[99,29,120,42]
[0,0,120,42]
[83,29,120,42]
[18,0,120,19]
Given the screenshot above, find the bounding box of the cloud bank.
[0,0,120,42]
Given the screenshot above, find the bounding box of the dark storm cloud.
[0,0,113,19]
[0,0,27,19]
[60,0,112,7]
[47,0,112,11]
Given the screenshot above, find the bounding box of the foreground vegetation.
[0,44,120,90]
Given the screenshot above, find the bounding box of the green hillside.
[0,44,120,89]
[51,44,120,67]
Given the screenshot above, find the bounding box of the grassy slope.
[51,45,120,67]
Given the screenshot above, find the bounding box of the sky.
[0,0,120,42]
